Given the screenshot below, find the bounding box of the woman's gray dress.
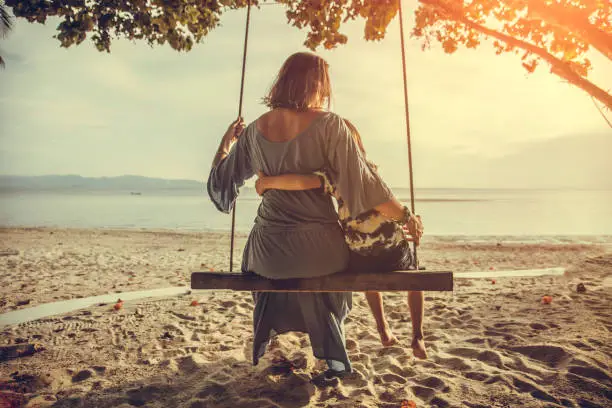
[207,112,393,372]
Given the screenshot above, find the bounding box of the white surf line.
[454,267,565,279]
[0,286,189,328]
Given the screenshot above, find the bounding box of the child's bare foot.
[411,336,427,359]
[378,323,398,347]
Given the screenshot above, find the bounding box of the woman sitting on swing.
[207,52,425,379]
[254,120,428,358]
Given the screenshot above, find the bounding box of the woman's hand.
[255,172,269,196]
[213,117,246,168]
[402,215,424,246]
[223,117,246,145]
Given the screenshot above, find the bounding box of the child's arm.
[255,172,323,196]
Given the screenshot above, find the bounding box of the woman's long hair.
[263,52,332,111]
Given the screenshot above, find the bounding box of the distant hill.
[0,175,205,191]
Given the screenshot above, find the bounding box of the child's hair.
[343,119,366,156]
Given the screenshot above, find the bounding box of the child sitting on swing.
[254,119,427,359]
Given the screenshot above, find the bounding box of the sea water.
[0,188,611,236]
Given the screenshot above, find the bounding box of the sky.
[0,3,611,189]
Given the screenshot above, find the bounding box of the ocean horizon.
[1,187,611,236]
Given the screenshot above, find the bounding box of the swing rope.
[230,0,252,272]
[228,0,419,270]
[398,0,419,268]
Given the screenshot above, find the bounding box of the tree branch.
[526,0,612,62]
[418,0,612,111]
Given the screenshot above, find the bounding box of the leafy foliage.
[5,0,612,109]
[6,0,248,52]
[5,0,403,52]
[412,0,611,80]
[410,0,612,110]
[278,0,400,50]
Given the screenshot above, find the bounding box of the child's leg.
[407,290,427,359]
[365,291,398,347]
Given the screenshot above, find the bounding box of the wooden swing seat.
[191,270,453,292]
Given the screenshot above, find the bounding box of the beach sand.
[0,228,610,407]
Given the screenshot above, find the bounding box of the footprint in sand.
[71,369,93,383]
[92,366,106,375]
[428,396,452,407]
[410,385,436,401]
[507,344,572,368]
[576,398,607,408]
[510,374,559,404]
[571,341,596,351]
[385,363,417,380]
[433,355,472,371]
[464,371,489,382]
[414,375,449,392]
[196,382,231,402]
[219,300,237,309]
[381,372,407,385]
[372,355,403,373]
[125,384,173,407]
[447,347,504,369]
[565,368,612,401]
[161,324,186,337]
[568,363,611,384]
[529,322,549,330]
[345,338,359,351]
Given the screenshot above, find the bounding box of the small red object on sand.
[113,302,123,311]
[541,296,553,304]
[491,279,496,284]
[489,266,495,271]
[190,300,199,306]
[401,400,417,408]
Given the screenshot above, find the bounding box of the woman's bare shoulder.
[255,109,335,142]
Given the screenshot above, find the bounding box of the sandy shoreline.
[1,228,611,407]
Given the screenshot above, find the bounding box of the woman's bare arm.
[212,118,245,168]
[256,173,322,196]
